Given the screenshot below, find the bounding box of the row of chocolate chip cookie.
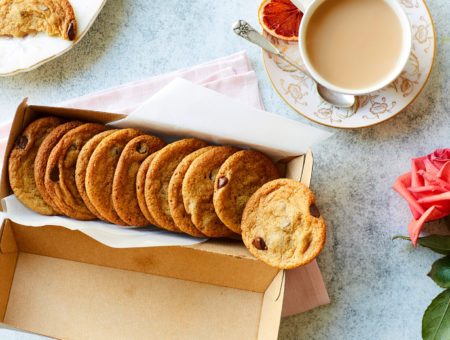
[145,141,280,237]
[9,117,287,237]
[8,116,326,268]
[8,117,163,226]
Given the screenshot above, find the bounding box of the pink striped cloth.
[0,51,329,316]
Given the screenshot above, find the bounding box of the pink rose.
[393,149,450,245]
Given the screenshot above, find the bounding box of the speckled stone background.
[0,0,449,339]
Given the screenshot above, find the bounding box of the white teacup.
[295,0,412,95]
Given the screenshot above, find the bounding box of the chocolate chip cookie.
[241,179,326,269]
[34,120,83,214]
[85,128,144,225]
[145,138,208,232]
[8,116,64,215]
[112,135,166,226]
[168,146,215,237]
[136,152,160,226]
[182,146,239,237]
[45,123,108,220]
[213,150,280,234]
[0,0,77,40]
[75,129,116,220]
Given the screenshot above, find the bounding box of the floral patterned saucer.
[262,0,436,129]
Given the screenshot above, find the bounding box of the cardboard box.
[0,100,314,340]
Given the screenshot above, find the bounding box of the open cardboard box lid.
[0,100,315,340]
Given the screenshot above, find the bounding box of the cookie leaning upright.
[44,123,108,220]
[112,135,166,226]
[85,128,145,225]
[0,0,78,40]
[8,116,64,215]
[168,146,215,237]
[182,146,239,237]
[136,152,161,227]
[213,150,280,234]
[34,120,84,214]
[145,138,208,232]
[241,178,326,269]
[75,129,116,220]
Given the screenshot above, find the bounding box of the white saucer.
[262,0,436,129]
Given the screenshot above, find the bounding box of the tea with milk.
[305,0,404,90]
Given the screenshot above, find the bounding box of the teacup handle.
[290,0,313,12]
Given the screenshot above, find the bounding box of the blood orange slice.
[258,0,303,41]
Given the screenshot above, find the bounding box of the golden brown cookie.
[8,116,64,215]
[0,0,77,40]
[168,146,215,237]
[34,120,83,214]
[241,179,326,269]
[136,152,160,226]
[213,150,280,234]
[145,139,208,232]
[44,123,108,220]
[75,129,116,220]
[112,135,166,226]
[182,146,239,237]
[85,128,145,225]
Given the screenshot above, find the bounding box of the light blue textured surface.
[0,0,449,339]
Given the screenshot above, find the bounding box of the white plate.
[262,0,436,129]
[0,0,107,76]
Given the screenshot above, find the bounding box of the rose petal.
[411,157,426,187]
[418,170,450,191]
[408,206,437,246]
[393,173,425,219]
[438,161,450,183]
[433,203,450,212]
[418,191,450,203]
[408,185,446,193]
[424,158,440,176]
[429,149,450,168]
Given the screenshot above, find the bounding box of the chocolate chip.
[252,237,268,250]
[67,22,75,41]
[310,204,320,218]
[110,146,119,156]
[16,136,28,149]
[50,167,59,182]
[217,176,228,188]
[136,142,147,154]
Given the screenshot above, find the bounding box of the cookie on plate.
[85,128,144,225]
[213,150,280,234]
[75,129,116,220]
[8,116,64,215]
[145,138,208,232]
[136,152,160,226]
[34,120,83,214]
[45,123,108,220]
[0,0,77,40]
[112,135,166,226]
[182,146,239,237]
[241,178,326,269]
[168,146,215,237]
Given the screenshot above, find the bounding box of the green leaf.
[423,289,450,340]
[429,256,450,288]
[393,235,450,255]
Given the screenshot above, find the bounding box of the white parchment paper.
[109,78,332,161]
